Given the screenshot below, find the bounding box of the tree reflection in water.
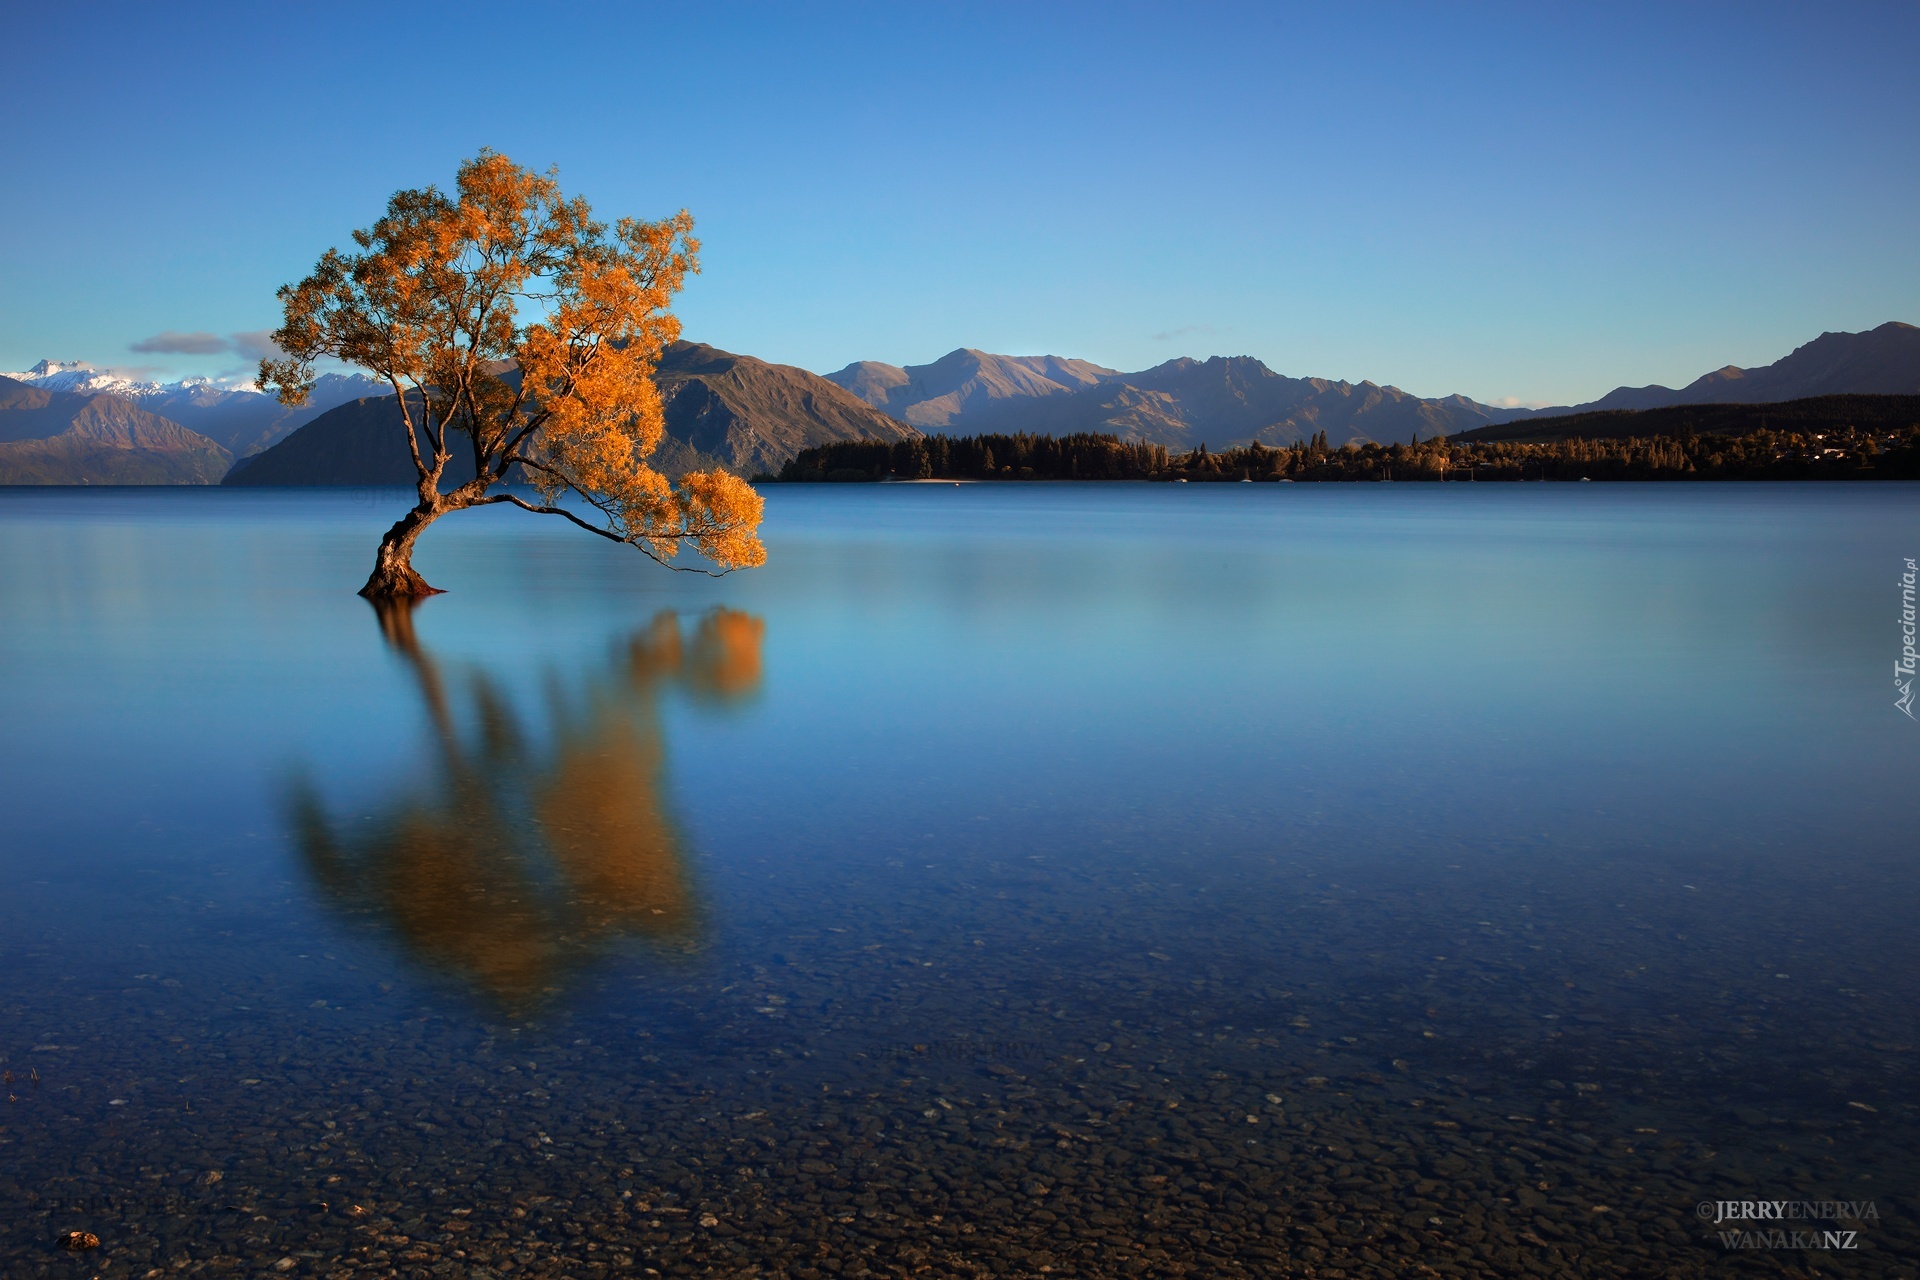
[292,599,764,1010]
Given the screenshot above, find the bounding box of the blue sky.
[3,1,1915,406]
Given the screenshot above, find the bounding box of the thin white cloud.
[1151,324,1218,342]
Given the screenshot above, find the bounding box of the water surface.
[1,483,1916,1277]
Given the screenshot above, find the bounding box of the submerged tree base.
[358,568,443,599]
[359,507,445,599]
[359,542,443,597]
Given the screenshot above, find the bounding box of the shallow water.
[1,482,1916,1278]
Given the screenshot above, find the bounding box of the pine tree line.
[774,424,1920,483]
[777,433,1171,482]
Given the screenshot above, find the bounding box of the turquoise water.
[0,483,1916,1277]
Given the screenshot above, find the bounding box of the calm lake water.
[1,482,1916,1278]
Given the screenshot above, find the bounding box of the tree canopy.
[263,150,765,596]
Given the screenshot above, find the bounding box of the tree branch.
[388,374,430,484]
[497,408,549,471]
[408,374,446,467]
[475,493,735,576]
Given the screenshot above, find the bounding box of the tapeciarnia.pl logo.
[1899,557,1917,719]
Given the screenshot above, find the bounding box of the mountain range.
[0,360,386,456]
[1502,321,1920,417]
[4,322,1915,485]
[823,322,1920,449]
[0,375,232,484]
[828,350,1500,446]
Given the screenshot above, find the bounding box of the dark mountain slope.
[225,342,914,485]
[655,342,916,475]
[1455,394,1920,444]
[1499,322,1920,420]
[221,393,456,486]
[1677,322,1920,401]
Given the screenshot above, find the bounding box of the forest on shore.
[774,421,1920,483]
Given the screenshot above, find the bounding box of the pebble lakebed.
[3,840,1914,1280]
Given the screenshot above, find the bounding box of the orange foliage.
[263,150,765,584]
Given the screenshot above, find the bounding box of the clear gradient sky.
[3,1,1915,406]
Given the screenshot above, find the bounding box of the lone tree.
[261,150,765,597]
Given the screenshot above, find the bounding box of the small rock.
[58,1230,99,1251]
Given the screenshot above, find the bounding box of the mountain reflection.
[293,600,765,1010]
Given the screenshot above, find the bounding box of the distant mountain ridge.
[829,350,1122,429]
[0,374,231,484]
[824,324,1920,448]
[1494,321,1920,419]
[224,341,915,487]
[1,359,386,456]
[827,349,1501,446]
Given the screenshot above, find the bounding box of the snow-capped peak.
[3,359,262,398]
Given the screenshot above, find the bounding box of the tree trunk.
[359,503,444,598]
